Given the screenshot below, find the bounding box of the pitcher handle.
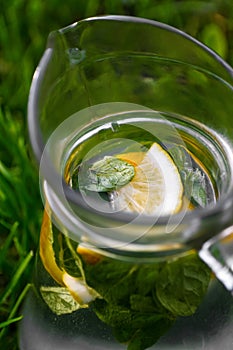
[199,226,233,295]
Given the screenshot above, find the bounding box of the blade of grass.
[0,222,19,266]
[0,283,32,340]
[13,236,25,258]
[0,316,23,329]
[0,251,33,305]
[0,219,12,230]
[0,169,21,215]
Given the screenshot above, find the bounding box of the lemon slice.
[40,208,99,306]
[39,208,64,286]
[62,273,100,305]
[115,142,183,216]
[116,151,145,166]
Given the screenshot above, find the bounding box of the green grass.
[1,0,233,349]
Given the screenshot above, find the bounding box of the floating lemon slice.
[116,151,145,166]
[116,142,183,216]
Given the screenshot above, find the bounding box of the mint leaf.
[186,169,207,207]
[155,253,211,316]
[79,156,135,192]
[93,299,132,328]
[130,295,157,313]
[113,326,134,344]
[84,258,137,304]
[167,145,190,170]
[51,225,84,278]
[127,317,174,350]
[134,264,164,296]
[93,299,174,350]
[40,286,81,315]
[168,146,208,207]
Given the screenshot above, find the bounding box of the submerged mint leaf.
[79,156,135,192]
[127,317,175,350]
[93,299,132,328]
[155,253,211,317]
[168,146,208,207]
[40,286,81,315]
[186,168,207,207]
[84,258,138,304]
[52,227,83,278]
[167,145,191,170]
[134,264,164,296]
[130,295,157,313]
[93,298,173,350]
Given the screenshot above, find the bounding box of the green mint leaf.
[134,264,164,296]
[93,299,173,350]
[127,317,174,350]
[186,169,207,207]
[113,326,134,344]
[113,309,174,350]
[84,259,137,304]
[155,253,211,316]
[63,235,85,279]
[79,156,135,192]
[40,286,82,315]
[93,299,132,328]
[168,146,208,207]
[50,223,85,279]
[167,145,190,170]
[130,295,157,313]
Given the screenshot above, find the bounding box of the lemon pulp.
[115,142,183,216]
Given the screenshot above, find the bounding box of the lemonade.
[36,109,231,350]
[39,209,211,350]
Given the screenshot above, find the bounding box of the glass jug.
[20,15,233,350]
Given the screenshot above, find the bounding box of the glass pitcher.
[20,15,233,350]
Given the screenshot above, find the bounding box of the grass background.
[1,0,233,348]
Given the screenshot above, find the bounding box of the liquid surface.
[63,112,219,215]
